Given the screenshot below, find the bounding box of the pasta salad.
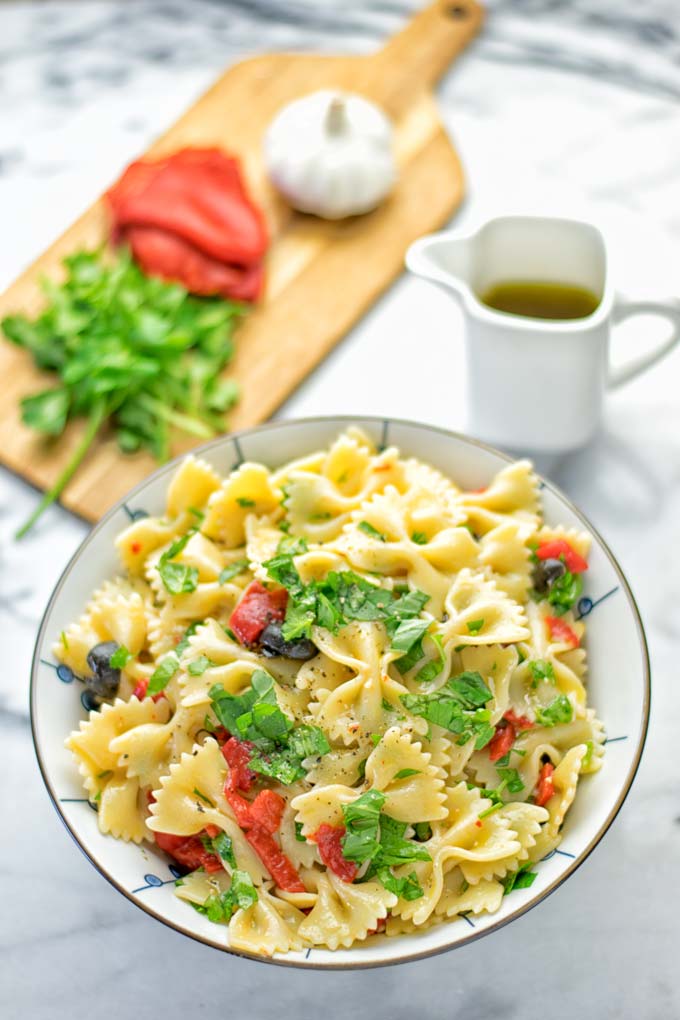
[61,429,604,956]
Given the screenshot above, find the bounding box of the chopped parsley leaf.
[209,670,330,784]
[236,497,255,507]
[193,787,215,807]
[411,531,428,545]
[148,654,179,695]
[158,531,199,594]
[413,822,431,842]
[394,768,420,779]
[401,671,495,750]
[546,570,583,615]
[193,869,258,924]
[502,863,537,895]
[529,659,555,687]
[218,560,249,584]
[60,630,69,649]
[188,655,214,676]
[294,822,307,843]
[466,618,484,634]
[536,694,573,727]
[370,733,382,746]
[109,645,132,669]
[495,766,525,794]
[414,633,445,684]
[211,831,237,868]
[358,521,386,541]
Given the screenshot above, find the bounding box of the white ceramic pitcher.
[406,215,680,453]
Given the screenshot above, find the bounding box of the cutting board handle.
[375,0,484,90]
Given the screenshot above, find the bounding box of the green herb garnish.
[236,497,255,508]
[109,645,132,669]
[414,633,445,684]
[209,670,330,784]
[401,670,494,749]
[502,863,537,895]
[147,654,179,695]
[466,618,485,634]
[192,869,258,924]
[529,659,555,687]
[188,655,215,676]
[3,248,243,537]
[218,560,249,584]
[394,768,421,780]
[358,521,386,542]
[536,694,573,727]
[411,532,428,545]
[546,570,583,615]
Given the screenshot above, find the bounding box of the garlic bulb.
[264,90,397,220]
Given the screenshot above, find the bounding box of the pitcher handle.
[608,296,680,389]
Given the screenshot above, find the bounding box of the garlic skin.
[264,90,397,220]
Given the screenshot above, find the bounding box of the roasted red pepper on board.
[107,147,268,301]
[230,581,288,646]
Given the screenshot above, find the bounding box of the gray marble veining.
[1,1,680,1017]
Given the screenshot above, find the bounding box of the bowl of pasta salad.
[31,417,649,968]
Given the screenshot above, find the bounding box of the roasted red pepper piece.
[546,615,580,648]
[536,539,588,574]
[503,709,534,730]
[221,736,257,792]
[244,824,306,892]
[107,147,268,302]
[131,676,165,703]
[124,224,264,301]
[488,720,516,763]
[224,788,256,829]
[311,824,358,884]
[230,581,288,646]
[108,148,267,264]
[153,830,223,873]
[535,762,556,807]
[249,789,286,835]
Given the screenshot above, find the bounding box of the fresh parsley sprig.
[2,249,243,537]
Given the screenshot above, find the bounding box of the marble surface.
[2,1,680,1016]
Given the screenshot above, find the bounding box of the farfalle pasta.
[61,430,604,957]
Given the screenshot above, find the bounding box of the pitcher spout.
[405,232,474,297]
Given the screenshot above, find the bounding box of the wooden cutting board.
[0,0,483,523]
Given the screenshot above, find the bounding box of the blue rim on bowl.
[30,416,651,969]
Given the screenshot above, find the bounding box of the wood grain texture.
[0,0,484,522]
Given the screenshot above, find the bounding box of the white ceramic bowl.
[31,417,650,969]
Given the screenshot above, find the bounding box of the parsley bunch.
[341,790,431,901]
[2,249,243,537]
[400,670,496,749]
[209,669,330,784]
[264,548,429,643]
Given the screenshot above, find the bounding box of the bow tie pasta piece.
[177,618,262,706]
[458,460,540,539]
[422,731,478,783]
[229,887,310,956]
[303,747,367,788]
[518,602,588,707]
[116,514,194,575]
[297,872,397,949]
[529,744,588,863]
[439,569,529,648]
[165,455,222,518]
[201,463,282,547]
[459,802,547,885]
[458,645,519,724]
[55,579,149,675]
[478,521,533,603]
[148,739,268,882]
[385,913,445,937]
[273,435,405,542]
[290,783,359,839]
[309,622,411,745]
[66,697,170,841]
[435,871,504,919]
[364,727,447,822]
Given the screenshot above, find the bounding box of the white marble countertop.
[2,1,679,1016]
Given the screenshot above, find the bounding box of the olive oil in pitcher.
[479,280,600,321]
